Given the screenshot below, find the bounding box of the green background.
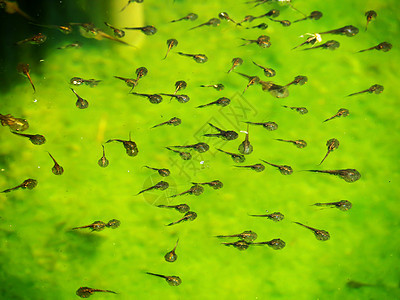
[0,0,399,299]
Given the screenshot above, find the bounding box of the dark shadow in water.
[0,270,43,300]
[65,229,106,260]
[0,228,61,300]
[0,0,97,94]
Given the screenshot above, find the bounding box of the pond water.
[0,0,399,299]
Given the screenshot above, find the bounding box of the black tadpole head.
[315,230,330,241]
[142,25,157,35]
[187,13,198,21]
[267,238,286,250]
[293,75,308,86]
[135,67,148,79]
[106,219,121,229]
[194,142,209,153]
[180,151,192,160]
[76,287,93,298]
[176,204,190,213]
[341,25,359,36]
[23,178,38,189]
[185,211,197,220]
[175,80,187,90]
[209,180,223,189]
[158,169,170,177]
[148,94,163,104]
[310,11,323,20]
[156,181,170,190]
[76,99,89,109]
[176,95,190,103]
[325,40,340,50]
[167,38,178,47]
[269,212,285,222]
[164,250,177,262]
[267,84,289,98]
[223,130,239,140]
[261,122,278,131]
[376,42,392,52]
[190,185,204,195]
[194,54,208,63]
[338,169,361,183]
[337,200,352,211]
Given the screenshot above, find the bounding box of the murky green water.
[1,0,399,299]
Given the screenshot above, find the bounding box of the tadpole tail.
[114,76,127,81]
[106,139,123,143]
[293,221,316,231]
[120,2,129,12]
[163,48,171,60]
[166,218,185,226]
[251,242,269,246]
[72,225,90,230]
[358,46,376,53]
[169,145,186,149]
[260,159,277,167]
[11,131,26,138]
[157,205,169,209]
[146,272,166,279]
[15,38,28,46]
[171,191,189,197]
[123,27,141,30]
[25,73,36,93]
[130,92,148,97]
[144,166,156,171]
[293,221,305,227]
[207,123,221,131]
[1,188,15,193]
[203,133,220,138]
[291,42,305,50]
[323,116,335,122]
[252,61,263,69]
[101,290,117,294]
[318,30,334,35]
[318,151,330,165]
[293,17,307,23]
[346,90,367,97]
[305,169,328,174]
[99,31,131,46]
[249,214,268,217]
[16,8,36,22]
[151,123,165,128]
[188,24,203,31]
[221,242,233,246]
[304,43,324,50]
[197,102,216,108]
[215,235,237,238]
[177,52,191,58]
[137,187,154,195]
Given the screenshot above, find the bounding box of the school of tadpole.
[0,0,393,298]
